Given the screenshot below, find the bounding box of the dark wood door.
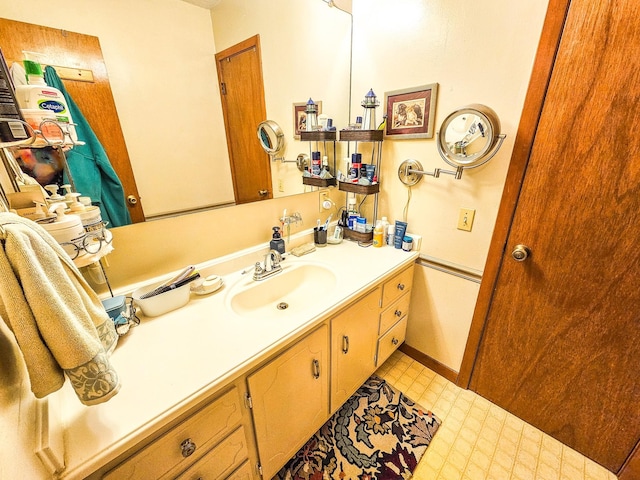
[216,35,271,204]
[468,0,640,473]
[0,18,145,223]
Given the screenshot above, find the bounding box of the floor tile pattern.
[375,351,618,480]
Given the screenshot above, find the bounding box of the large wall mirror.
[0,0,352,221]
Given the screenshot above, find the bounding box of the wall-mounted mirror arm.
[398,160,463,186]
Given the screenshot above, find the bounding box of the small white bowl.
[132,280,192,317]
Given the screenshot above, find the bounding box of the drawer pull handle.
[342,335,350,354]
[180,438,197,457]
[392,337,399,346]
[312,359,320,379]
[395,309,402,317]
[397,283,405,291]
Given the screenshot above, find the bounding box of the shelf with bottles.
[300,129,338,188]
[338,181,379,195]
[338,129,384,143]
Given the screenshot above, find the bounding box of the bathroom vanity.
[43,241,417,479]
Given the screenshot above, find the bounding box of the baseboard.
[399,344,459,384]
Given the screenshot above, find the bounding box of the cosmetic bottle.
[15,60,78,143]
[373,221,384,247]
[386,224,395,246]
[379,216,390,245]
[347,196,358,229]
[270,226,286,254]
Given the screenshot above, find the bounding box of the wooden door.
[0,18,145,223]
[216,36,271,204]
[247,324,329,479]
[465,0,640,473]
[330,287,380,411]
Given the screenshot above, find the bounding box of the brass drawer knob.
[392,337,399,346]
[180,438,197,458]
[395,309,402,317]
[397,283,405,291]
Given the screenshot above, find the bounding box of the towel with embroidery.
[0,213,119,405]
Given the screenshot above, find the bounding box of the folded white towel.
[0,213,120,405]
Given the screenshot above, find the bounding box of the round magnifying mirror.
[257,120,285,159]
[437,104,503,169]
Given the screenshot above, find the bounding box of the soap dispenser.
[270,226,286,254]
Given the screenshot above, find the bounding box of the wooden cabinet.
[103,386,255,479]
[330,287,381,411]
[97,263,414,480]
[376,266,413,366]
[247,324,330,480]
[331,264,414,409]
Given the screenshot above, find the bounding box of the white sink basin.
[226,262,337,319]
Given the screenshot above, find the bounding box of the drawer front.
[376,316,408,367]
[226,460,254,480]
[104,388,243,479]
[379,293,411,335]
[176,426,249,480]
[381,266,414,309]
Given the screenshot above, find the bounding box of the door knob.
[511,244,531,262]
[126,195,138,205]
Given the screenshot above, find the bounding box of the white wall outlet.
[319,190,331,212]
[457,208,475,232]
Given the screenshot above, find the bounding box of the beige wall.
[0,0,234,217]
[350,0,549,372]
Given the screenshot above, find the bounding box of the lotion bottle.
[270,226,285,254]
[15,60,78,143]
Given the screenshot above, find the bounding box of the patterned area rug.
[274,375,441,480]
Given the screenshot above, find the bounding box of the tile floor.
[375,351,618,480]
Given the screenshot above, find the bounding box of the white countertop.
[52,241,418,479]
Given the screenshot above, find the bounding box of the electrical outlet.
[457,208,475,232]
[319,190,330,212]
[278,179,284,193]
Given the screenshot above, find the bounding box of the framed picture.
[384,83,438,139]
[293,101,322,139]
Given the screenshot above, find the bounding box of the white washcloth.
[0,213,120,405]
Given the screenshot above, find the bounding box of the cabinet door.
[331,287,380,411]
[247,325,329,480]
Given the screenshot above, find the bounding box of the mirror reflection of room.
[0,0,352,222]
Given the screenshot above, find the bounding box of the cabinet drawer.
[379,293,410,335]
[104,388,243,480]
[226,460,253,480]
[376,316,408,367]
[381,266,414,308]
[176,426,249,480]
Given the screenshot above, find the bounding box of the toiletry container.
[373,221,384,247]
[270,226,285,254]
[37,203,86,258]
[15,60,78,143]
[347,197,358,229]
[402,236,413,252]
[386,224,395,246]
[379,217,390,245]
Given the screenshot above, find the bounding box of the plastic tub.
[132,280,192,317]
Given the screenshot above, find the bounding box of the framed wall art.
[293,101,322,139]
[384,83,438,139]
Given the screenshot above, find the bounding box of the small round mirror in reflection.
[257,120,285,158]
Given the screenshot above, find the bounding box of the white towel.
[0,213,120,405]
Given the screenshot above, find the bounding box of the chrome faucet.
[253,249,283,280]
